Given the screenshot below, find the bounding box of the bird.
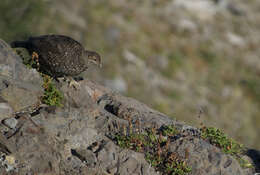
[10,34,101,87]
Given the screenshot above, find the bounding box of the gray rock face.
[3,118,18,129]
[0,102,13,120]
[0,40,43,86]
[0,39,257,174]
[169,137,243,175]
[0,39,43,115]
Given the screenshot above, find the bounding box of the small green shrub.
[41,75,63,107]
[201,127,243,155]
[161,125,180,137]
[13,48,38,69]
[201,127,253,168]
[114,125,191,175]
[14,49,63,107]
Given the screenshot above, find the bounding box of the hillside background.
[1,0,259,149]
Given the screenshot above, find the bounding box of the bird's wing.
[28,36,63,55]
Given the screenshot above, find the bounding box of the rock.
[0,39,43,114]
[0,39,43,87]
[0,38,257,174]
[0,103,13,120]
[0,155,17,172]
[5,155,15,165]
[0,84,40,112]
[3,118,18,129]
[71,148,97,166]
[0,79,8,91]
[169,137,244,175]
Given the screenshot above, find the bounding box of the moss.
[41,75,63,107]
[201,126,253,168]
[114,124,191,175]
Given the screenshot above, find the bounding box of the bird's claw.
[68,78,80,90]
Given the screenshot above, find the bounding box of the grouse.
[10,35,101,79]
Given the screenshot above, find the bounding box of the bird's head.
[86,51,102,68]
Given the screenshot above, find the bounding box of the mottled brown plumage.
[11,35,101,78]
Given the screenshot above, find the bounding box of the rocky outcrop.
[0,39,257,174]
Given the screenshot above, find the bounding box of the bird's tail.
[10,41,29,49]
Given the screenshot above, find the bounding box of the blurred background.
[0,0,259,149]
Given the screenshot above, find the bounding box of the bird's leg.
[56,77,80,89]
[56,77,66,83]
[67,77,80,90]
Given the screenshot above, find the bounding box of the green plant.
[114,124,191,175]
[41,75,63,107]
[201,127,253,168]
[13,48,39,69]
[14,48,63,107]
[237,157,254,168]
[165,159,192,175]
[161,125,180,137]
